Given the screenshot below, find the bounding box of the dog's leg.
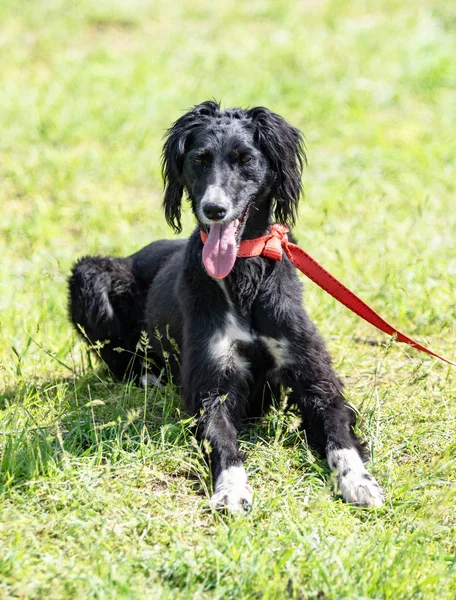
[256,290,384,508]
[291,381,384,507]
[196,391,253,513]
[181,320,253,513]
[283,328,384,507]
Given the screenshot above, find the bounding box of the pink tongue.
[202,221,237,279]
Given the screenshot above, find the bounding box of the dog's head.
[162,101,305,277]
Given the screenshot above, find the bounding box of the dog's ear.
[162,101,220,233]
[161,121,186,234]
[248,107,305,227]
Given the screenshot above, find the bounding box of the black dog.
[69,101,383,512]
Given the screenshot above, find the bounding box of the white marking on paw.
[140,373,164,388]
[327,447,384,507]
[210,465,253,513]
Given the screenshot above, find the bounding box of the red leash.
[200,224,455,367]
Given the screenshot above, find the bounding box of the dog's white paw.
[210,465,253,514]
[210,485,253,513]
[338,470,384,507]
[327,447,384,508]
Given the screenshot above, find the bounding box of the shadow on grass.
[0,369,332,502]
[0,369,201,489]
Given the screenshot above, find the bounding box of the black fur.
[69,101,374,508]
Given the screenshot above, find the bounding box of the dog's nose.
[203,204,227,221]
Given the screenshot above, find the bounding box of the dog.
[69,101,384,512]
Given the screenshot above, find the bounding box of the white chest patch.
[209,312,253,375]
[100,289,114,319]
[260,336,291,369]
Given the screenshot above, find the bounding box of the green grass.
[1,0,455,597]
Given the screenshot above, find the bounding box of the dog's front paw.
[338,470,384,507]
[210,466,253,514]
[210,485,253,513]
[328,448,384,508]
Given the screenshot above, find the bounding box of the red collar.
[199,223,455,367]
[200,223,289,261]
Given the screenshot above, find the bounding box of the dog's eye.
[193,153,211,166]
[239,154,251,164]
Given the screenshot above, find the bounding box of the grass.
[0,0,455,597]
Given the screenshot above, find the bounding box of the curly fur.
[68,101,383,511]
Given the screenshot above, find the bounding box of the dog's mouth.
[202,205,249,279]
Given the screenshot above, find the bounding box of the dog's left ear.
[248,107,305,227]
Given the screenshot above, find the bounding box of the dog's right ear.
[161,121,186,234]
[162,101,220,233]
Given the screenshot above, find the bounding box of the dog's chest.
[208,304,290,375]
[213,279,291,373]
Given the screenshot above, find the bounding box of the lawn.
[0,0,455,598]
